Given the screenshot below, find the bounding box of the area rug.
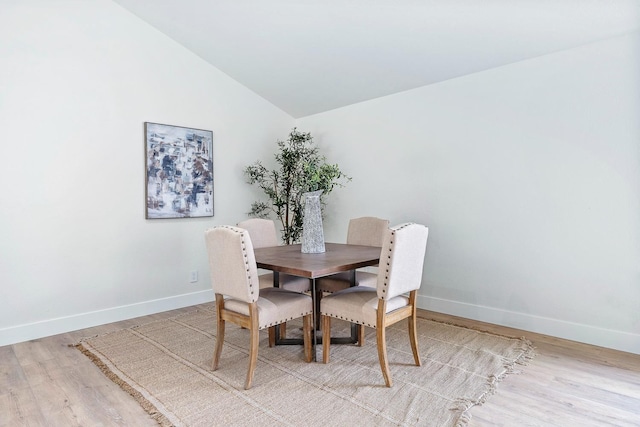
[76,306,534,427]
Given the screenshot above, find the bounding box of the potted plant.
[244,128,350,245]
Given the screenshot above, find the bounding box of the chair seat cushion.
[320,286,409,328]
[315,271,378,293]
[258,272,311,293]
[226,288,312,330]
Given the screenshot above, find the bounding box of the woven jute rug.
[76,306,534,426]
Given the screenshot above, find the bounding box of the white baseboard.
[4,291,637,355]
[0,290,215,347]
[417,295,640,355]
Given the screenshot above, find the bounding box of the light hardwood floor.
[1,303,638,426]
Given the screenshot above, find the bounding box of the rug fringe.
[455,411,473,427]
[503,337,537,376]
[75,343,175,427]
[451,398,476,427]
[444,331,536,426]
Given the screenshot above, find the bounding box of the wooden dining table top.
[253,243,382,279]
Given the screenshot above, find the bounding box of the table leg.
[311,278,318,361]
[273,272,356,353]
[324,270,358,345]
[349,270,357,343]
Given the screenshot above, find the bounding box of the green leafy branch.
[244,128,350,244]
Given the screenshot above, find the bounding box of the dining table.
[253,242,382,360]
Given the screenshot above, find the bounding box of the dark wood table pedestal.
[254,243,381,360]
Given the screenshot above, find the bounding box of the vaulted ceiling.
[113,0,640,118]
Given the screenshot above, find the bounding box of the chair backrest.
[377,223,429,300]
[237,218,279,248]
[347,217,390,247]
[204,225,260,303]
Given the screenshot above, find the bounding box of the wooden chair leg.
[322,315,331,363]
[212,296,225,371]
[376,300,392,387]
[212,320,225,371]
[303,314,313,362]
[245,304,260,390]
[357,324,365,346]
[376,325,392,387]
[268,326,275,347]
[408,310,421,366]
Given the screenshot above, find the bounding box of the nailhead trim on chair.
[214,225,313,330]
[322,223,419,325]
[380,228,394,298]
[260,311,314,330]
[320,312,374,328]
[379,222,416,301]
[218,225,258,296]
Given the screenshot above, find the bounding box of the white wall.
[298,33,640,354]
[1,2,638,356]
[0,0,294,345]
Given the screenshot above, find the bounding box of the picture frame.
[145,122,213,219]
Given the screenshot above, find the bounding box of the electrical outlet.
[189,270,198,283]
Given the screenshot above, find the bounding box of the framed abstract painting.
[145,122,213,219]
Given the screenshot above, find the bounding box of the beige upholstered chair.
[316,217,389,293]
[237,218,311,293]
[315,217,388,338]
[204,225,313,389]
[320,223,429,387]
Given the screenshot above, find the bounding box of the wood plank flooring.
[1,303,638,426]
